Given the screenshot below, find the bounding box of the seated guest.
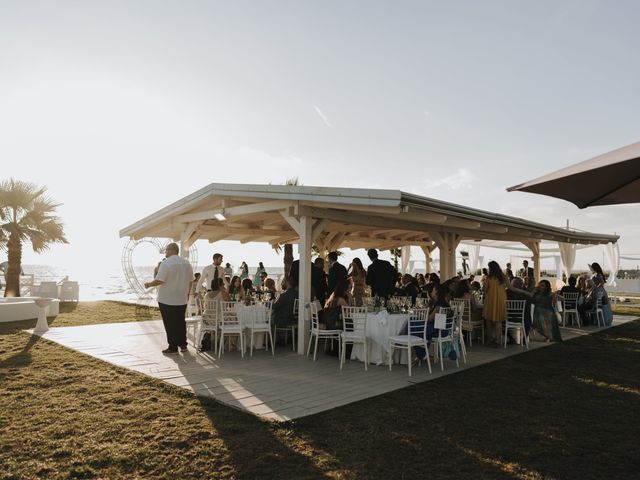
[422,283,437,311]
[323,278,351,330]
[455,279,482,323]
[426,284,449,336]
[420,272,439,295]
[256,271,268,290]
[395,272,403,290]
[416,273,426,290]
[228,275,244,301]
[523,275,535,292]
[578,279,597,325]
[262,278,278,301]
[322,279,351,355]
[272,276,297,328]
[204,277,231,302]
[577,274,588,294]
[560,276,580,296]
[241,278,255,296]
[198,278,230,351]
[444,278,459,303]
[414,284,456,360]
[398,274,419,306]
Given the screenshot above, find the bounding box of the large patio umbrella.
[507,140,640,208]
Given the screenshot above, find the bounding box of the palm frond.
[284,177,301,186]
[0,178,68,255]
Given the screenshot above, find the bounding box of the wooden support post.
[420,244,435,274]
[433,233,461,280]
[297,215,313,354]
[179,222,199,259]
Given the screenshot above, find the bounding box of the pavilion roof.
[119,183,619,249]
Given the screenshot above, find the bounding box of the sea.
[7,264,640,302]
[10,265,286,302]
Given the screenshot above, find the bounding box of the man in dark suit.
[505,263,514,281]
[289,259,327,305]
[327,251,347,297]
[520,260,535,291]
[366,249,396,298]
[398,273,419,306]
[520,260,534,279]
[272,276,298,328]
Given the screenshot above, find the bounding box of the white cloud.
[313,105,334,128]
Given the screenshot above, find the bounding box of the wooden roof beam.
[223,200,293,218]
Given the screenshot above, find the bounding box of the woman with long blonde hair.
[348,257,366,306]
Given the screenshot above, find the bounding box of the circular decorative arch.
[121,238,198,299]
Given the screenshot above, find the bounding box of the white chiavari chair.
[340,306,368,371]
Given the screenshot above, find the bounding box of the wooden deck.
[30,316,634,421]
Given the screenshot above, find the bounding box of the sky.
[2,0,640,279]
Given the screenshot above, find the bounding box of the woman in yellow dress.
[482,261,508,347]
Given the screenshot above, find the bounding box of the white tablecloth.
[351,311,409,365]
[234,304,268,349]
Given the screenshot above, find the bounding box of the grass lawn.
[612,304,640,316]
[1,302,638,479]
[51,300,162,327]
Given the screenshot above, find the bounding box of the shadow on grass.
[0,319,43,370]
[133,320,640,478]
[282,320,640,479]
[163,353,331,479]
[58,302,80,314]
[134,302,157,320]
[3,312,637,479]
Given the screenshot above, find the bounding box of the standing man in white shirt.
[200,253,225,293]
[144,243,193,354]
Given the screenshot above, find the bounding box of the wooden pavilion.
[120,183,618,353]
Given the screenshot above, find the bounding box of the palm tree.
[390,247,402,271]
[0,179,68,297]
[282,177,300,277]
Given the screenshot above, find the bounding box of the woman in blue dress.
[509,279,562,342]
[589,262,613,325]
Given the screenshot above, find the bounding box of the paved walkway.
[31,316,634,421]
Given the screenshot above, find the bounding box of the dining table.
[234,303,268,350]
[350,310,410,365]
